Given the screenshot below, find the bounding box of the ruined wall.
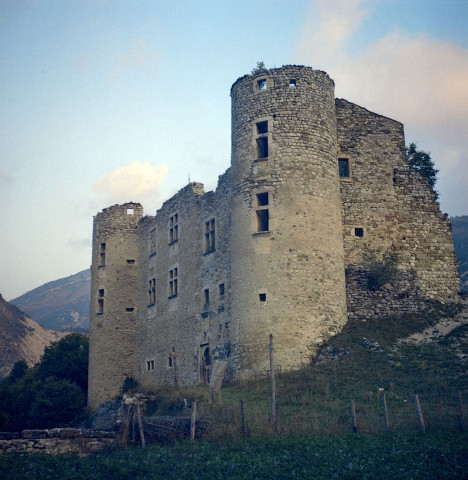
[88,203,143,413]
[136,175,232,387]
[229,66,348,378]
[336,99,459,301]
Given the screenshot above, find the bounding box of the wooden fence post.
[458,390,464,431]
[136,403,146,448]
[414,395,426,433]
[275,402,280,435]
[351,400,357,433]
[382,392,390,433]
[240,400,248,436]
[269,334,276,423]
[190,401,197,440]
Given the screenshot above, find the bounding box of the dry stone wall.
[0,429,116,456]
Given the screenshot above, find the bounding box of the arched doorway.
[200,347,211,384]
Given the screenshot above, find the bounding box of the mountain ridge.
[0,294,67,378]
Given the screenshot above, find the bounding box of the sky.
[1,0,467,301]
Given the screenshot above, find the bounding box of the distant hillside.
[0,294,67,378]
[451,216,468,292]
[11,269,91,332]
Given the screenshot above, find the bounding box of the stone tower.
[229,66,348,378]
[88,202,143,413]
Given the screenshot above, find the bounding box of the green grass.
[1,432,467,479]
[140,301,467,440]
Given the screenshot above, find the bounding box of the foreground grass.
[1,432,467,480]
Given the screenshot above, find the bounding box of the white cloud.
[93,161,169,214]
[293,4,468,215]
[294,0,369,67]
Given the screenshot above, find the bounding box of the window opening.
[147,360,154,371]
[289,79,296,87]
[256,192,268,206]
[204,218,215,252]
[126,259,135,264]
[97,288,104,314]
[126,307,134,312]
[257,78,267,90]
[219,283,225,297]
[256,121,268,135]
[256,211,269,232]
[168,356,173,368]
[259,293,267,302]
[354,227,364,237]
[169,213,179,243]
[204,288,210,307]
[99,243,106,267]
[255,192,269,232]
[127,208,134,215]
[148,278,156,306]
[256,137,268,159]
[169,268,178,297]
[339,158,350,178]
[255,120,269,160]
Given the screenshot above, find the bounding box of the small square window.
[257,78,267,90]
[127,208,134,215]
[259,293,267,302]
[289,79,296,87]
[354,227,364,237]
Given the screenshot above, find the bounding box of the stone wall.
[336,99,459,301]
[136,174,233,387]
[0,429,116,456]
[346,267,425,320]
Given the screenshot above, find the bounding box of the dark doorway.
[201,347,211,384]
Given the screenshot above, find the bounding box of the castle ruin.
[88,66,459,412]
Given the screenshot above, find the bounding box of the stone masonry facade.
[88,65,459,413]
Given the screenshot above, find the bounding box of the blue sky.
[1,0,467,300]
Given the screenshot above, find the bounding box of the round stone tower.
[229,65,348,377]
[88,202,143,413]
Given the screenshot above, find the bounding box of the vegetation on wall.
[0,333,88,431]
[407,143,439,200]
[365,252,400,291]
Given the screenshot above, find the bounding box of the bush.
[366,252,399,291]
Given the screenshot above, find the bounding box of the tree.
[406,143,439,200]
[35,333,89,393]
[251,61,266,75]
[30,378,86,428]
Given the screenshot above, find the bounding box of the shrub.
[366,252,399,291]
